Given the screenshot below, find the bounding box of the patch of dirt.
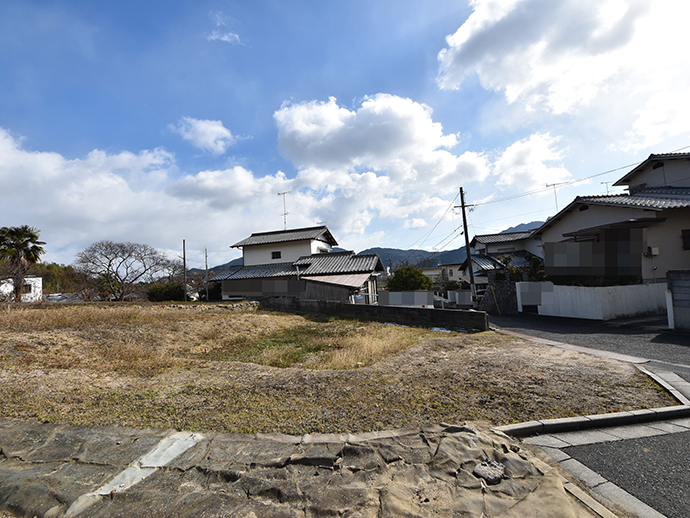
[0,305,674,435]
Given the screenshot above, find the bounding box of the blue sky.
[1,0,689,269]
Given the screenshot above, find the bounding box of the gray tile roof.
[472,231,534,245]
[210,252,384,282]
[210,263,295,281]
[294,252,384,275]
[232,226,338,248]
[576,189,690,210]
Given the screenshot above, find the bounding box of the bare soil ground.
[0,303,675,435]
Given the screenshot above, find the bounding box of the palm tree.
[0,225,46,302]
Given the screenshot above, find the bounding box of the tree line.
[1,226,214,303]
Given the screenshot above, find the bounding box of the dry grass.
[0,302,676,435]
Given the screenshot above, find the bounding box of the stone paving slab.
[0,419,611,518]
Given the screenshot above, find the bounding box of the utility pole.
[204,247,209,302]
[277,191,291,230]
[182,239,187,302]
[457,187,477,307]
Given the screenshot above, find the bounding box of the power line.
[406,190,461,249]
[471,143,690,208]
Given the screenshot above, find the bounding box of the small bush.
[147,283,185,302]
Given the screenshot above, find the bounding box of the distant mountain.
[501,221,544,233]
[359,246,467,268]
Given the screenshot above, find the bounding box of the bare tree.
[74,241,172,301]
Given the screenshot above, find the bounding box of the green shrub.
[147,282,185,302]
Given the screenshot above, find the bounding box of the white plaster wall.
[242,241,313,266]
[0,277,43,302]
[640,208,690,282]
[599,284,666,320]
[627,159,690,191]
[524,282,667,320]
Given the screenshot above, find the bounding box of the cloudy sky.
[1,0,689,269]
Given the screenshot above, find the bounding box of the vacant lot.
[0,303,674,434]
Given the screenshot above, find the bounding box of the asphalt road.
[490,313,690,382]
[490,312,690,517]
[564,431,690,518]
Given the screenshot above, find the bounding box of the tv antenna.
[546,182,568,212]
[601,181,613,195]
[277,191,291,230]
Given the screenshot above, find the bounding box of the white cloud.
[207,31,242,44]
[404,218,428,229]
[169,117,236,155]
[207,10,242,45]
[437,0,690,150]
[0,128,283,266]
[275,94,489,189]
[493,132,571,191]
[273,94,492,240]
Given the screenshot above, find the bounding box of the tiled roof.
[232,226,337,248]
[465,254,504,272]
[294,252,384,275]
[472,231,534,245]
[576,190,690,210]
[210,263,295,281]
[210,252,384,282]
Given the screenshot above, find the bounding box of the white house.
[534,153,690,283]
[0,276,43,302]
[212,226,384,304]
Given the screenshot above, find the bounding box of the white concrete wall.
[242,240,315,266]
[516,281,666,320]
[0,276,43,302]
[379,291,434,307]
[627,159,690,192]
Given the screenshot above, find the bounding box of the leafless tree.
[74,241,172,301]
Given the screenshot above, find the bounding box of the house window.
[448,269,453,277]
[682,230,690,250]
[271,251,282,259]
[23,284,32,293]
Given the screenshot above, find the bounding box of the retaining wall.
[259,297,489,331]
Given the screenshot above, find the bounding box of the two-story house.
[211,226,384,303]
[534,153,690,283]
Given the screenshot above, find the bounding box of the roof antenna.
[277,191,291,230]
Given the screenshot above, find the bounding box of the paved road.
[491,312,690,517]
[564,430,690,518]
[490,313,690,382]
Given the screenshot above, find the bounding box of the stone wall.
[477,279,518,315]
[259,297,489,331]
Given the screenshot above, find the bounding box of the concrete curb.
[492,405,690,438]
[490,325,690,439]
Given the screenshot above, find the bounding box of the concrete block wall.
[259,297,489,331]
